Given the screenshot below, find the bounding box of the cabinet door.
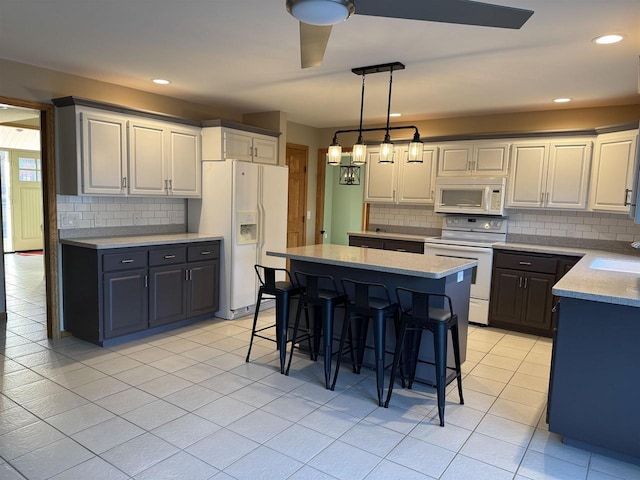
[103,268,148,339]
[589,131,638,213]
[473,142,510,176]
[224,131,253,161]
[167,126,201,197]
[489,268,523,325]
[506,142,549,208]
[521,272,555,331]
[363,149,397,203]
[252,135,278,165]
[149,265,187,327]
[397,146,437,204]
[546,140,592,210]
[187,260,219,317]
[128,120,166,196]
[438,143,472,176]
[348,236,385,249]
[80,111,127,195]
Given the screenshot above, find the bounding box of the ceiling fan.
[286,0,534,68]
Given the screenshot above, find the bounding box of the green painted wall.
[326,158,363,245]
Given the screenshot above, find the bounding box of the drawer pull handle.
[519,261,532,266]
[396,249,407,252]
[200,251,211,255]
[121,259,134,264]
[164,254,176,259]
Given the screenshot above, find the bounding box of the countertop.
[59,233,223,249]
[495,242,640,307]
[267,244,477,279]
[348,231,435,242]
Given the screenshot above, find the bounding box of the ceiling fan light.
[352,142,367,165]
[287,0,354,26]
[328,142,342,165]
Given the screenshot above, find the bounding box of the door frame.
[0,96,60,339]
[285,143,308,247]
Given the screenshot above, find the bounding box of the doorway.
[286,143,308,247]
[0,96,59,338]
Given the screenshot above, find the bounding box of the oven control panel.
[444,215,506,233]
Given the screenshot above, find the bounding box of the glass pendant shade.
[379,140,394,163]
[407,139,424,163]
[352,142,367,165]
[328,143,342,165]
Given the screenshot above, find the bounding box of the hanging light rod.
[328,61,423,166]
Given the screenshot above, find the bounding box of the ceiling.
[0,0,639,128]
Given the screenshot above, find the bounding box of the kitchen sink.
[589,257,640,274]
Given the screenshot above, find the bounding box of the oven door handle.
[424,243,491,255]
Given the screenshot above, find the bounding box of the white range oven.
[424,215,507,325]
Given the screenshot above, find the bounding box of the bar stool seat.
[332,279,399,406]
[385,287,464,427]
[246,265,310,374]
[286,271,349,389]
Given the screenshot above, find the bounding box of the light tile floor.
[1,253,640,479]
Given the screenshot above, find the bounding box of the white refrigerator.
[188,160,288,319]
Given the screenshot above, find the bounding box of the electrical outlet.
[133,212,143,225]
[94,213,105,227]
[61,213,81,227]
[169,211,177,224]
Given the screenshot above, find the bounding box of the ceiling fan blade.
[300,22,332,68]
[355,0,534,29]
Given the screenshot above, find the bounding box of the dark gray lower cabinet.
[63,240,220,345]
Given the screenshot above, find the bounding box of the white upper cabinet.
[55,101,201,197]
[167,126,201,197]
[128,119,166,196]
[438,141,509,176]
[396,146,437,204]
[79,110,128,195]
[507,141,549,208]
[364,144,437,204]
[507,138,593,210]
[127,120,201,198]
[202,126,278,165]
[364,148,396,203]
[589,130,639,213]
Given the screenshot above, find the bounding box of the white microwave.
[434,177,506,216]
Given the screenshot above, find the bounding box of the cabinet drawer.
[495,252,557,274]
[149,247,186,266]
[349,236,385,249]
[103,250,147,272]
[188,242,220,262]
[384,240,424,254]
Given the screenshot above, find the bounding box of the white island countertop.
[267,244,477,279]
[59,233,223,249]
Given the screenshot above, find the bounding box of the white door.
[128,120,166,196]
[230,161,259,311]
[438,143,472,175]
[363,149,396,203]
[473,142,510,176]
[507,142,549,208]
[167,127,201,197]
[546,140,592,210]
[397,146,437,204]
[81,111,127,195]
[11,150,43,252]
[224,131,253,161]
[259,165,288,272]
[253,136,278,165]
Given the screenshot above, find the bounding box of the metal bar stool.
[246,265,310,374]
[385,287,464,427]
[332,279,399,406]
[286,271,350,389]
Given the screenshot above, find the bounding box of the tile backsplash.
[57,195,185,229]
[369,204,640,242]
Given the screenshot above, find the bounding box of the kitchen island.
[548,252,640,465]
[267,244,477,386]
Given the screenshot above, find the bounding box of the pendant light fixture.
[326,62,424,166]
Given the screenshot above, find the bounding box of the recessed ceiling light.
[389,113,402,117]
[592,34,625,45]
[553,98,572,103]
[152,78,171,85]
